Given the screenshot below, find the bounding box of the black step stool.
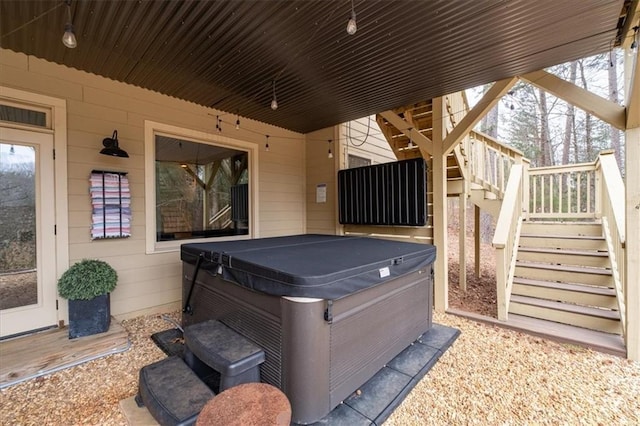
[184,319,265,392]
[137,356,214,426]
[137,320,265,426]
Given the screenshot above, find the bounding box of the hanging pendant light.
[270,81,278,110]
[328,139,334,159]
[265,135,270,151]
[62,0,77,48]
[346,0,357,35]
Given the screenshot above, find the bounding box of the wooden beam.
[475,205,481,278]
[626,126,640,361]
[459,193,467,292]
[432,97,448,312]
[379,110,434,154]
[521,69,626,131]
[626,47,640,129]
[441,77,518,155]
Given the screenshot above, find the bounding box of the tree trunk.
[607,54,622,169]
[562,62,577,165]
[579,61,593,161]
[538,89,552,167]
[481,100,499,138]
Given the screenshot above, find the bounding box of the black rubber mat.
[298,324,460,426]
[150,328,184,358]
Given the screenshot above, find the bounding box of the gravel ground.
[1,310,638,425]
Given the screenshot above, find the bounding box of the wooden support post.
[432,97,448,312]
[475,205,481,278]
[459,193,467,292]
[624,44,639,361]
[626,126,640,362]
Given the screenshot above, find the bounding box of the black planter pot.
[68,293,111,339]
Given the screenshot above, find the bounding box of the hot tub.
[180,234,436,424]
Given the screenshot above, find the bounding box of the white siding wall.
[340,116,397,168]
[0,49,306,318]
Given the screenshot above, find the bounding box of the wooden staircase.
[510,221,622,335]
[374,93,627,356]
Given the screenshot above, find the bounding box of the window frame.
[144,121,259,254]
[347,154,372,169]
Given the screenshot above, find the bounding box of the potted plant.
[58,259,118,339]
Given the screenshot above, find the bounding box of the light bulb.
[271,98,278,110]
[235,118,240,130]
[346,12,357,35]
[328,149,333,159]
[62,23,77,48]
[265,143,270,152]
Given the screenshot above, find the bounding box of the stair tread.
[515,261,611,275]
[447,309,625,357]
[518,247,608,257]
[520,233,604,240]
[512,278,616,295]
[510,295,620,320]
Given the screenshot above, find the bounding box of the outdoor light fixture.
[346,0,357,35]
[265,135,270,151]
[62,0,77,49]
[631,26,639,51]
[271,81,278,110]
[235,115,240,130]
[328,140,334,159]
[406,128,414,148]
[100,130,129,158]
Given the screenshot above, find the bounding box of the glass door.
[0,127,57,337]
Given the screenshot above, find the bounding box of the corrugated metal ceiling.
[0,0,633,134]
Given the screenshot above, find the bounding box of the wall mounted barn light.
[62,0,77,48]
[100,130,129,158]
[346,0,357,35]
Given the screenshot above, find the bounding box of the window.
[0,102,49,128]
[348,154,372,169]
[145,122,256,252]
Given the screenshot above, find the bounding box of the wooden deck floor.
[447,308,626,357]
[0,318,130,389]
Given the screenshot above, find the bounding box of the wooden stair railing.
[491,163,525,321]
[596,151,626,338]
[467,130,524,200]
[527,162,598,220]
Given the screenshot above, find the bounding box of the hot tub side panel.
[329,266,433,408]
[280,298,331,424]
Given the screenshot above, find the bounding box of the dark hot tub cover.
[181,234,436,300]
